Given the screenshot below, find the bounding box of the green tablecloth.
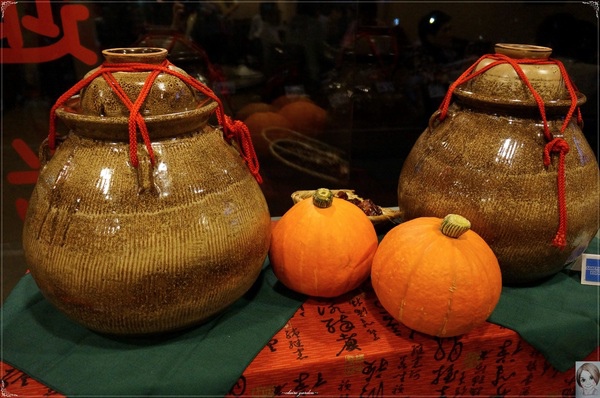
[488,236,599,372]
[489,271,599,372]
[1,261,305,397]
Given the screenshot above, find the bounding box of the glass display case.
[2,0,598,299]
[2,2,599,396]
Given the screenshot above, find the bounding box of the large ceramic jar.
[22,48,271,335]
[397,44,599,284]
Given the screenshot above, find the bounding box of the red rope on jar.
[48,60,262,183]
[436,53,583,250]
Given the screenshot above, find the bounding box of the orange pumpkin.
[278,101,327,135]
[243,111,293,157]
[270,188,379,297]
[271,94,313,110]
[235,102,277,120]
[371,214,502,337]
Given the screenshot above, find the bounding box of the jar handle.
[428,110,443,133]
[135,148,159,195]
[38,135,66,167]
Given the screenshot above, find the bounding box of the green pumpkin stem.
[441,214,471,238]
[313,188,334,208]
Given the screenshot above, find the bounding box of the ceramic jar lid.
[77,47,206,117]
[54,47,218,140]
[455,43,586,108]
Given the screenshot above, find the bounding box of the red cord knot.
[543,137,570,167]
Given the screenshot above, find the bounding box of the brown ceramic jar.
[22,48,271,334]
[397,44,599,285]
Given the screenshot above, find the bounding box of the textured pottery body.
[23,48,271,335]
[397,44,599,284]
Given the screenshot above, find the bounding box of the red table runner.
[3,279,597,396]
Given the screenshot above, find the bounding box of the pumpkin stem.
[441,214,471,238]
[313,188,334,208]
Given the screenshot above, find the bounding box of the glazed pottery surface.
[468,44,568,102]
[398,44,599,284]
[23,48,271,335]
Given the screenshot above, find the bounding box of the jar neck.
[102,47,168,64]
[494,43,552,59]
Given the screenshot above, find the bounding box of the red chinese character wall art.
[1,0,98,65]
[2,0,99,222]
[6,139,41,221]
